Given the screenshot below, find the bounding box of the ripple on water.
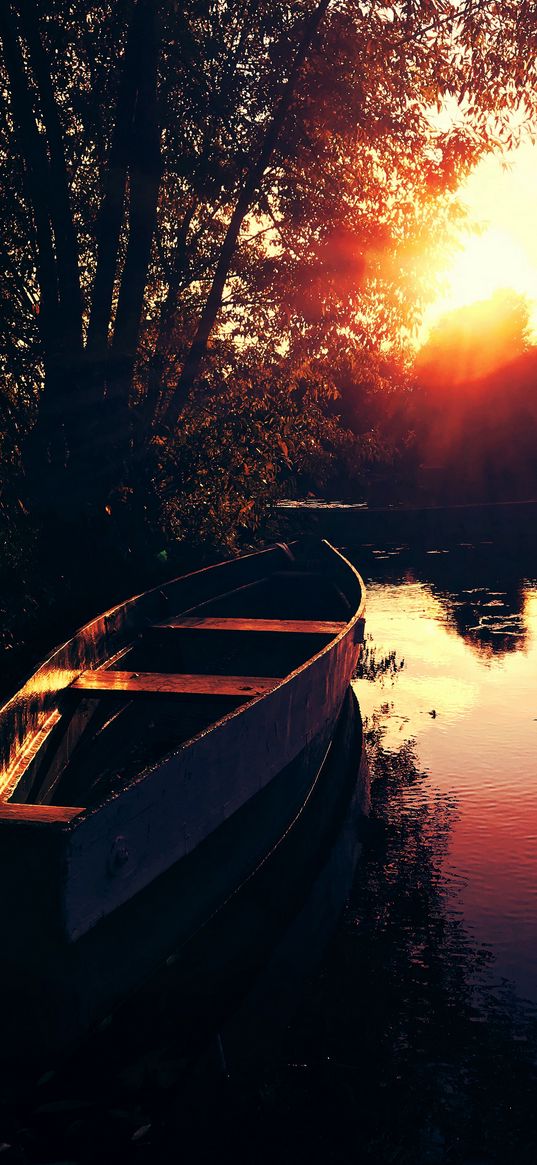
[353,543,537,1004]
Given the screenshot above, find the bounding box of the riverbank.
[277,496,537,548]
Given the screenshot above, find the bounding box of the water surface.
[350,541,537,1002]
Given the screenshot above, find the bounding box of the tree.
[416,288,533,390]
[411,290,537,502]
[1,0,537,537]
[0,0,161,507]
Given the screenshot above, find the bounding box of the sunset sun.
[442,228,537,316]
[422,143,537,344]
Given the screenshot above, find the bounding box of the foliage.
[409,291,537,503]
[1,0,537,615]
[154,375,377,554]
[416,287,534,389]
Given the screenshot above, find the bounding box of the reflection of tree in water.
[354,635,405,682]
[422,538,529,658]
[271,728,537,1164]
[188,727,537,1165]
[438,583,528,658]
[358,541,532,658]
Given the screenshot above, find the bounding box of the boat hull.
[0,540,366,1074]
[1,688,367,1076]
[0,542,365,941]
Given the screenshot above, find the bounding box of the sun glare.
[442,229,537,316]
[421,143,537,345]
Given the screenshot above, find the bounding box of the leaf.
[132,1124,152,1142]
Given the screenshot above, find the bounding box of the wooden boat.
[0,539,365,1071]
[29,689,368,1140]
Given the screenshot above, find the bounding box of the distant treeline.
[323,289,537,508]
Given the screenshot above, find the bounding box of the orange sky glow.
[421,141,537,344]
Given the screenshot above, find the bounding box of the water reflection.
[429,574,528,660]
[356,541,532,659]
[354,543,537,1002]
[357,581,482,743]
[273,728,537,1165]
[160,726,537,1164]
[196,533,537,1164]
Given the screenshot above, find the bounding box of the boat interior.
[3,558,356,812]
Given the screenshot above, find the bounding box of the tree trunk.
[0,4,59,355]
[0,3,75,497]
[85,0,140,365]
[108,0,161,468]
[139,200,196,439]
[16,1,83,357]
[72,0,165,513]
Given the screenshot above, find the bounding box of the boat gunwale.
[0,544,289,804]
[0,541,365,826]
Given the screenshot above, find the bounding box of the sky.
[422,140,537,341]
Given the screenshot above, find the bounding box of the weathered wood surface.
[71,670,279,698]
[61,543,364,940]
[94,690,367,1070]
[0,709,62,802]
[0,541,366,947]
[208,693,370,1072]
[154,616,346,635]
[0,544,292,787]
[0,803,80,823]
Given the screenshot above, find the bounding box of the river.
[351,538,537,1004]
[344,535,533,1001]
[266,528,537,1163]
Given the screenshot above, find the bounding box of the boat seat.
[70,670,279,699]
[152,617,346,635]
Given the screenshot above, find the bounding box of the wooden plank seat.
[70,670,279,699]
[152,616,347,635]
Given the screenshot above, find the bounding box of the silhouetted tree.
[416,288,533,389]
[412,290,537,502]
[1,0,537,535]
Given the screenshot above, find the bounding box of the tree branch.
[0,3,59,351]
[109,0,161,449]
[162,0,330,431]
[16,0,83,354]
[85,0,140,362]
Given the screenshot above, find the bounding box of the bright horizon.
[421,140,537,345]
